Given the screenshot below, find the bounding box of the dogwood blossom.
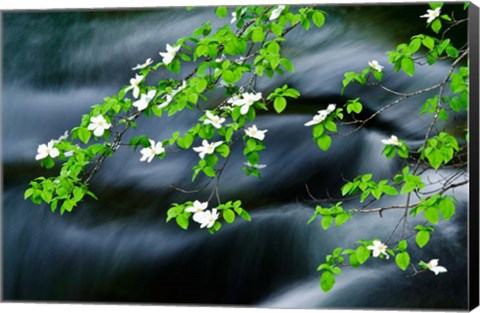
[269,5,285,21]
[87,115,112,137]
[139,139,165,163]
[185,200,208,214]
[367,240,390,259]
[243,161,267,169]
[230,12,237,24]
[420,7,441,24]
[381,135,401,147]
[35,140,60,160]
[231,92,262,115]
[426,259,448,275]
[125,74,143,99]
[133,90,156,111]
[193,140,223,159]
[204,111,225,129]
[132,58,153,70]
[192,209,219,228]
[368,60,384,72]
[305,104,336,127]
[245,125,268,141]
[159,44,180,65]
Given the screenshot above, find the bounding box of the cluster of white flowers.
[203,111,226,129]
[420,7,441,24]
[228,92,262,115]
[304,104,336,126]
[368,60,384,72]
[193,140,223,159]
[381,135,401,147]
[159,43,181,65]
[88,115,112,137]
[367,240,390,259]
[139,139,165,163]
[187,200,219,228]
[244,124,268,141]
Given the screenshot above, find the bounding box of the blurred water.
[2,4,469,309]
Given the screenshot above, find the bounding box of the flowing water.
[2,4,469,309]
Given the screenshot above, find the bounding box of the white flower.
[139,139,165,163]
[192,140,223,159]
[269,5,285,21]
[381,135,401,147]
[305,111,328,126]
[159,44,181,65]
[368,60,384,72]
[158,94,173,110]
[230,12,237,24]
[125,74,144,99]
[192,209,219,228]
[57,130,69,141]
[305,104,336,127]
[324,103,336,114]
[204,111,225,129]
[426,259,448,275]
[243,161,267,169]
[87,115,112,137]
[172,80,187,96]
[231,92,262,115]
[185,200,208,214]
[367,240,390,259]
[245,125,268,141]
[132,58,153,70]
[133,90,156,111]
[35,140,60,160]
[420,7,441,24]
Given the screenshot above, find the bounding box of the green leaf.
[312,11,325,28]
[355,246,370,265]
[215,6,228,18]
[24,188,34,200]
[321,215,333,230]
[216,144,230,158]
[41,190,52,203]
[401,57,415,76]
[424,206,439,224]
[427,150,443,169]
[422,36,435,50]
[274,97,287,113]
[416,230,430,248]
[78,128,92,144]
[252,27,265,43]
[395,251,410,271]
[398,240,408,251]
[335,213,351,227]
[320,271,335,293]
[223,209,235,224]
[324,120,337,132]
[316,135,332,151]
[380,185,398,196]
[439,198,455,220]
[203,166,216,177]
[280,58,295,72]
[176,215,189,230]
[431,18,442,33]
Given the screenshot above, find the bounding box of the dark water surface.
[2,4,469,309]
